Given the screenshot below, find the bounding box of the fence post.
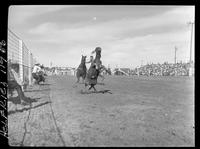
[28,49,32,85]
[19,39,23,83]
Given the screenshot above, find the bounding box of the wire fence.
[8,28,37,85]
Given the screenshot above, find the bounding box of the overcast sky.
[8,5,194,69]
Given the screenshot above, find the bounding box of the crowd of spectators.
[132,62,192,76]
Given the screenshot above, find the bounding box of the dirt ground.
[8,75,194,147]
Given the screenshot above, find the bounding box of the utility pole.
[188,21,194,64]
[141,60,143,66]
[174,46,177,64]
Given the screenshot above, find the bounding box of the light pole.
[174,46,177,64]
[187,21,194,64]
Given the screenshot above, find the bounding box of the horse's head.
[91,47,101,56]
[95,47,102,52]
[81,55,87,64]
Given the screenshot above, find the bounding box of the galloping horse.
[76,55,87,83]
[84,47,102,91]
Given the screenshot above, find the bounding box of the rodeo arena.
[7,27,194,147]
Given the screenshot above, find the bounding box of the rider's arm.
[86,60,91,63]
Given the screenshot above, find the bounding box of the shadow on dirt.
[80,89,112,94]
[8,101,51,115]
[78,82,105,85]
[8,96,40,105]
[72,82,105,89]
